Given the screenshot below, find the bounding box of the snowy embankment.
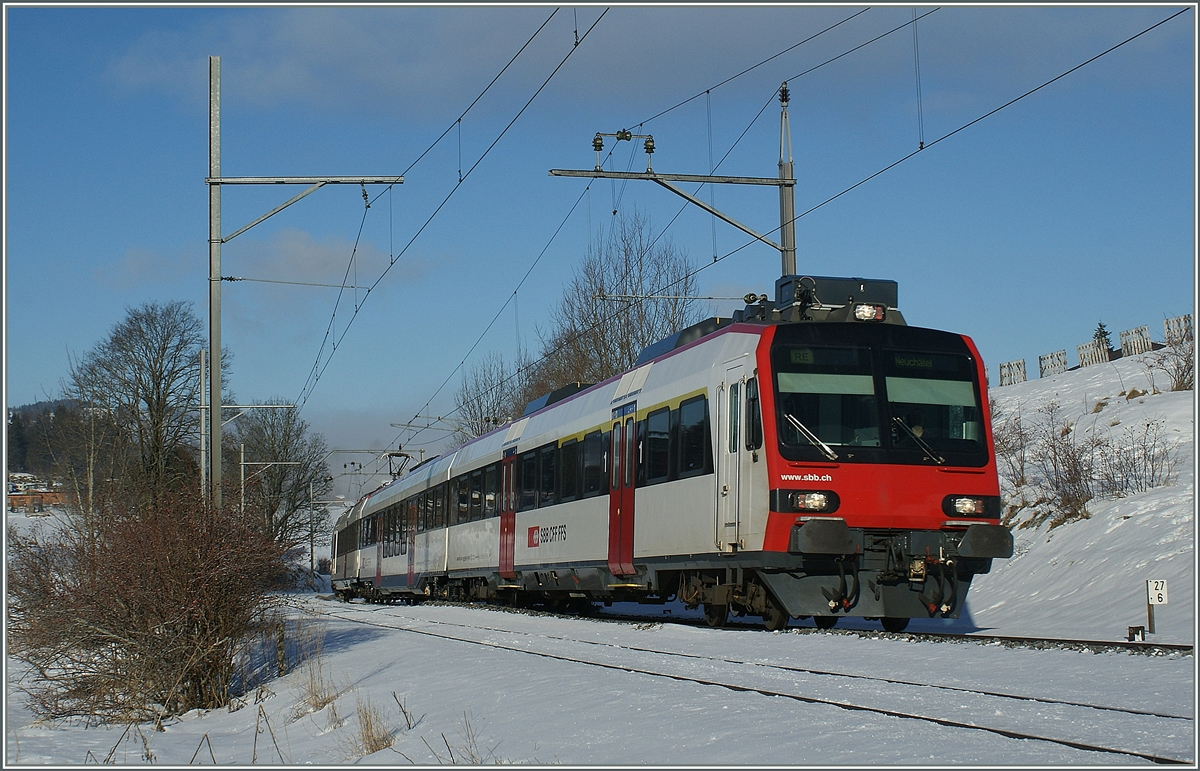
[967,351,1194,644]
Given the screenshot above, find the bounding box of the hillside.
[965,350,1194,644]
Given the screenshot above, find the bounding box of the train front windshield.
[771,329,987,467]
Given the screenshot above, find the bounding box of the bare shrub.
[6,488,288,722]
[354,695,396,756]
[290,622,344,720]
[990,398,1030,488]
[420,711,503,765]
[1025,401,1101,528]
[1096,420,1177,497]
[1145,331,1194,392]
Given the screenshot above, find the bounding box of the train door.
[499,450,517,579]
[717,361,746,552]
[608,402,637,576]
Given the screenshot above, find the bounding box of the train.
[331,274,1013,633]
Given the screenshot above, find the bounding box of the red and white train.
[332,275,1013,632]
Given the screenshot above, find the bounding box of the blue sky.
[4,5,1195,499]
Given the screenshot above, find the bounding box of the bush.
[1145,333,1194,392]
[1097,420,1176,497]
[6,488,288,722]
[1028,401,1100,527]
[995,398,1180,531]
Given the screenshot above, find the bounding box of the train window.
[884,350,984,457]
[624,417,635,488]
[454,476,469,525]
[483,464,498,518]
[728,381,741,454]
[746,377,764,451]
[410,498,423,534]
[469,470,483,521]
[433,484,445,528]
[559,440,579,502]
[582,430,604,497]
[610,422,622,490]
[539,444,557,507]
[679,395,710,477]
[774,345,879,451]
[645,407,670,483]
[519,451,539,511]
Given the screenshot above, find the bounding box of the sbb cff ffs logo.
[527,524,567,548]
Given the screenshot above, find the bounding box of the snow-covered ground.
[5,350,1194,765]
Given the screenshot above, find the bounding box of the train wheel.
[761,600,788,632]
[813,615,838,630]
[880,617,910,633]
[703,603,728,628]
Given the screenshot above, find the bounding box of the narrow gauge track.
[312,601,1192,765]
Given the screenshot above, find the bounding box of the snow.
[5,351,1195,765]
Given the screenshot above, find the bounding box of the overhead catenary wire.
[295,9,607,410]
[322,7,901,445]
[394,7,949,450]
[393,7,1189,451]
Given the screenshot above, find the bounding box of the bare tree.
[66,301,226,496]
[230,401,333,547]
[451,212,704,443]
[451,351,528,446]
[23,397,130,538]
[537,210,704,386]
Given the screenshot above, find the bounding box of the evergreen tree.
[1094,321,1114,352]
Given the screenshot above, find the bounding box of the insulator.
[643,136,654,155]
[617,129,631,141]
[780,81,790,107]
[593,133,604,152]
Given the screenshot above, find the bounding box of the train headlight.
[952,496,985,515]
[853,303,886,321]
[792,492,829,511]
[941,494,1000,519]
[774,489,841,514]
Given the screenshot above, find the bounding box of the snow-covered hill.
[967,351,1194,644]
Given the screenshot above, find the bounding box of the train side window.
[610,422,621,490]
[645,407,670,484]
[679,395,710,477]
[559,439,579,502]
[582,430,604,497]
[454,476,468,524]
[519,450,539,511]
[635,418,646,487]
[433,484,445,528]
[746,376,764,451]
[483,464,498,518]
[469,469,483,521]
[539,444,557,507]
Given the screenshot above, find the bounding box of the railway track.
[310,599,1194,765]
[599,608,1195,657]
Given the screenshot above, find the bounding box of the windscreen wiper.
[784,413,838,461]
[892,416,945,465]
